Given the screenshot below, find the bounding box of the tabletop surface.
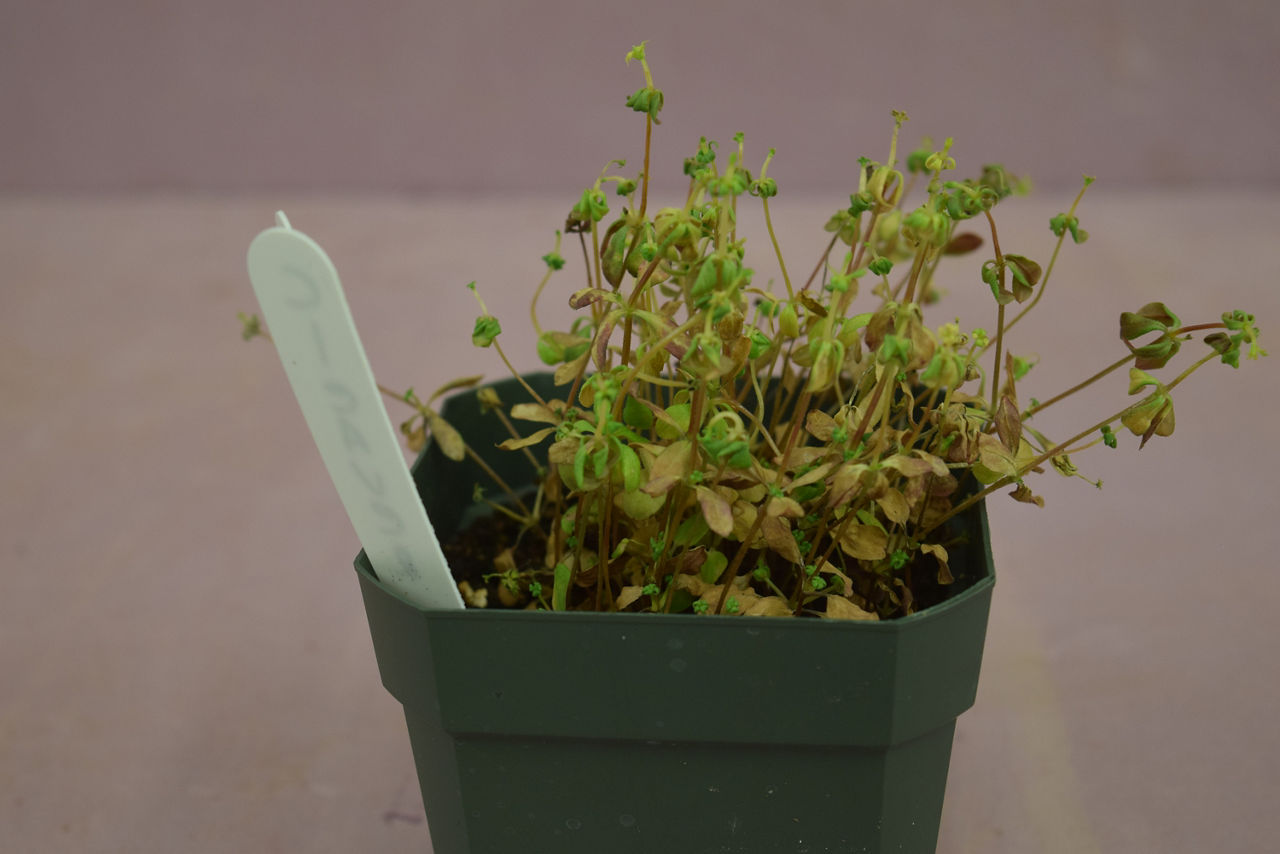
[2,190,1277,853]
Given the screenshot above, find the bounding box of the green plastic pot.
[355,375,995,854]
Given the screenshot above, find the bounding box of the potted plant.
[245,42,1264,854]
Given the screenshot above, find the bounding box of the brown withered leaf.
[920,543,953,584]
[766,495,805,518]
[674,575,763,616]
[696,486,734,537]
[942,232,984,255]
[730,501,758,541]
[805,409,837,441]
[426,413,466,461]
[1009,484,1045,507]
[761,515,803,565]
[744,597,794,617]
[877,488,910,525]
[995,394,1022,453]
[814,558,855,593]
[493,547,517,574]
[457,581,488,609]
[401,418,427,453]
[827,464,870,507]
[839,522,888,561]
[674,546,708,576]
[822,596,879,621]
[615,585,645,610]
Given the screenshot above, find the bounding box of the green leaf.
[673,513,710,548]
[617,443,642,492]
[573,443,589,489]
[699,549,728,584]
[1127,368,1161,395]
[552,563,571,611]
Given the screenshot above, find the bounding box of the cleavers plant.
[245,42,1266,620]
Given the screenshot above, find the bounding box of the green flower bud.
[571,188,609,224]
[472,315,501,348]
[625,86,665,122]
[868,257,893,276]
[778,302,800,338]
[750,177,778,198]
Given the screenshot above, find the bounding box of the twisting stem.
[984,209,1007,416]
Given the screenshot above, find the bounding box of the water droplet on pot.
[618,814,636,828]
[565,818,582,831]
[666,638,684,651]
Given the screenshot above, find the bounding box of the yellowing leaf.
[976,432,1019,478]
[554,347,590,385]
[497,426,556,450]
[644,439,693,496]
[614,488,664,520]
[510,402,561,424]
[428,374,485,404]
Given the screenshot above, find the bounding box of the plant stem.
[900,247,927,305]
[802,233,840,292]
[492,339,549,409]
[920,354,1218,539]
[984,210,1007,416]
[1023,353,1133,419]
[529,230,562,336]
[762,196,794,300]
[1001,179,1091,338]
[713,510,767,615]
[640,116,652,220]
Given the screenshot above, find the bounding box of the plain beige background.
[2,0,1278,194]
[3,2,1279,852]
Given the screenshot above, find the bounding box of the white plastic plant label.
[246,212,463,610]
